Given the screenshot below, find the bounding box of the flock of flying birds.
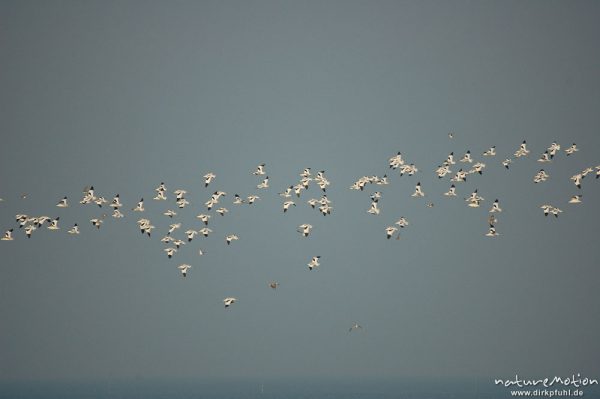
[1,135,598,327]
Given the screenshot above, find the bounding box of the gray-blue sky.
[1,0,599,384]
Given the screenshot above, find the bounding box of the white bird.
[279,186,293,198]
[446,152,456,165]
[399,164,418,176]
[469,162,486,175]
[385,226,398,239]
[257,176,269,189]
[161,235,173,243]
[80,186,96,204]
[68,224,80,235]
[460,151,473,163]
[112,209,124,218]
[568,195,582,204]
[533,169,549,183]
[224,297,237,308]
[302,176,314,187]
[155,182,166,193]
[2,229,14,241]
[465,190,483,208]
[163,209,177,218]
[412,182,424,197]
[540,204,552,216]
[132,198,144,212]
[485,226,499,237]
[212,191,227,201]
[548,142,561,158]
[367,201,380,215]
[565,143,578,156]
[247,195,260,204]
[316,177,330,192]
[444,185,457,197]
[540,204,562,217]
[582,167,594,177]
[204,172,216,187]
[388,152,404,169]
[199,227,213,237]
[483,146,496,156]
[226,234,239,245]
[308,256,321,270]
[141,222,155,237]
[47,217,60,230]
[164,247,177,259]
[216,207,229,216]
[319,203,332,216]
[293,184,305,197]
[178,264,191,277]
[451,169,467,182]
[154,190,167,201]
[94,197,108,207]
[186,229,199,241]
[283,201,296,213]
[538,151,552,163]
[300,168,312,178]
[34,216,51,228]
[174,189,187,200]
[436,164,452,178]
[205,198,217,210]
[176,198,190,209]
[570,174,583,189]
[253,163,266,175]
[298,224,313,237]
[376,175,389,185]
[173,241,187,250]
[514,140,530,157]
[56,196,69,208]
[489,199,502,213]
[349,322,363,333]
[110,194,122,208]
[168,223,181,234]
[90,218,104,229]
[395,217,409,228]
[24,225,36,238]
[502,158,512,169]
[307,198,319,208]
[197,214,211,225]
[233,194,245,205]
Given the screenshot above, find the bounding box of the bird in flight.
[224,297,237,308]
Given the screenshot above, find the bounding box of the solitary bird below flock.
[178,264,191,277]
[298,224,313,237]
[308,256,321,270]
[224,297,237,308]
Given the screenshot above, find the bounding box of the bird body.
[178,264,191,277]
[224,297,237,307]
[298,224,313,237]
[308,256,321,270]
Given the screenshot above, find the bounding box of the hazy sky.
[1,0,599,385]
